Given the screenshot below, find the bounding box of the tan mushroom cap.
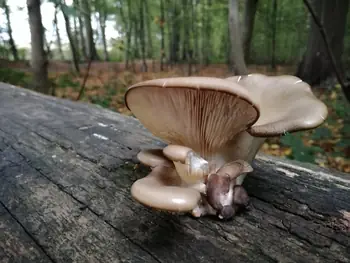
[226,74,328,137]
[131,161,201,212]
[125,77,260,157]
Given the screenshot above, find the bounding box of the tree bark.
[2,1,18,61]
[60,3,80,74]
[242,0,258,63]
[53,7,65,61]
[0,82,349,263]
[228,0,248,75]
[26,0,50,94]
[296,0,349,85]
[81,0,99,60]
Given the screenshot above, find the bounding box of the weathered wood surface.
[0,82,349,263]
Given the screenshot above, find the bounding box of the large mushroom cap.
[226,74,328,137]
[125,77,260,156]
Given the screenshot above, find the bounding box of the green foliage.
[280,133,322,163]
[53,73,80,90]
[89,95,111,108]
[0,68,30,86]
[311,127,332,140]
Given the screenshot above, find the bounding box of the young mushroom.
[125,75,328,220]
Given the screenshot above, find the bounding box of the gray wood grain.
[0,82,349,263]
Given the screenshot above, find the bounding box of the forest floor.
[1,59,349,173]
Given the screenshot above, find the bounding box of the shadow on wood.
[0,82,349,263]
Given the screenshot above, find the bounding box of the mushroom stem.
[131,165,201,212]
[163,145,209,185]
[137,149,174,168]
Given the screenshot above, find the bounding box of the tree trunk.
[99,10,109,61]
[170,0,180,64]
[228,0,248,75]
[182,0,192,75]
[203,0,211,66]
[53,8,65,61]
[60,4,80,74]
[27,0,50,94]
[160,0,166,71]
[81,0,99,60]
[296,0,349,85]
[139,0,148,72]
[2,1,19,61]
[271,0,277,69]
[75,0,87,60]
[242,0,258,63]
[73,15,80,62]
[192,0,199,73]
[144,1,153,60]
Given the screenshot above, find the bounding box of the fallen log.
[0,82,349,263]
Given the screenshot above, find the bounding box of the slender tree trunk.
[27,0,50,94]
[166,0,172,67]
[296,0,349,85]
[203,0,212,66]
[75,0,87,60]
[144,1,153,59]
[170,0,180,64]
[271,0,277,69]
[81,0,99,60]
[53,8,65,61]
[228,0,248,75]
[133,19,140,59]
[73,15,80,62]
[2,1,18,61]
[242,0,258,63]
[118,0,130,69]
[139,0,147,72]
[99,11,109,61]
[60,3,80,73]
[192,0,199,72]
[160,0,166,71]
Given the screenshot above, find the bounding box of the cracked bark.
[0,82,349,263]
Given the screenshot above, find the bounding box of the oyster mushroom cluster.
[124,74,328,220]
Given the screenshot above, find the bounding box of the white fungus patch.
[98,122,108,127]
[276,167,300,178]
[93,133,109,140]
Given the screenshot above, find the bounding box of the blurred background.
[0,0,349,173]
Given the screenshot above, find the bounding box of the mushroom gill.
[125,77,260,158]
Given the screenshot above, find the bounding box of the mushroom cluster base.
[125,74,329,220]
[132,140,262,220]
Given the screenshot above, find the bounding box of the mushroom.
[124,75,328,219]
[131,149,201,212]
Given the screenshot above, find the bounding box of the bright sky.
[1,0,119,49]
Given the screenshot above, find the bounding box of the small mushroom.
[131,149,201,212]
[125,75,328,220]
[206,160,252,219]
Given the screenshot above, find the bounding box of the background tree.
[81,0,99,60]
[0,0,18,61]
[228,0,248,74]
[27,0,50,94]
[296,0,350,85]
[242,0,259,62]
